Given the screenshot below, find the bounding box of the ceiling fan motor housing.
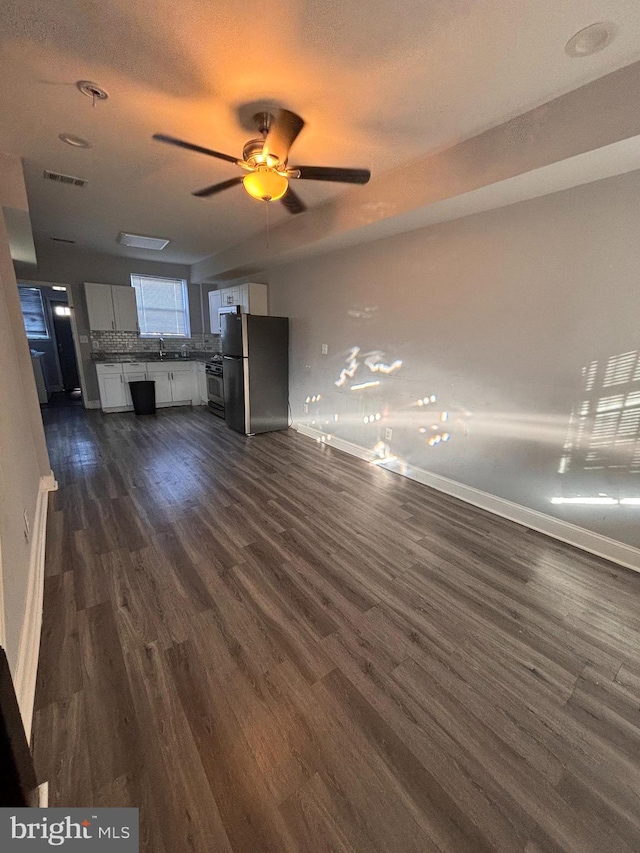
[243,138,269,166]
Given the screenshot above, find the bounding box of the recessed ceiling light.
[59,133,92,149]
[76,80,109,101]
[117,232,170,250]
[52,285,67,291]
[565,22,615,58]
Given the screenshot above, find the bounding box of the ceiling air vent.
[117,232,170,250]
[43,170,87,188]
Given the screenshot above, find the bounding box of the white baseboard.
[295,423,640,574]
[14,472,58,742]
[84,399,101,409]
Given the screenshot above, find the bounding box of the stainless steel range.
[206,355,224,418]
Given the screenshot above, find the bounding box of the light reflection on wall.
[335,346,403,388]
[553,350,640,508]
[305,342,469,471]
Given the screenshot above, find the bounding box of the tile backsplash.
[90,331,221,354]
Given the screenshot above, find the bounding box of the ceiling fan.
[153,109,370,215]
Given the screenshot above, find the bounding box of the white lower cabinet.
[97,361,200,411]
[96,364,127,410]
[147,365,173,405]
[169,363,195,403]
[123,364,148,407]
[146,362,197,407]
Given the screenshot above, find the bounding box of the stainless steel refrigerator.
[221,312,289,434]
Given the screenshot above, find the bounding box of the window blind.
[18,287,49,339]
[130,275,190,337]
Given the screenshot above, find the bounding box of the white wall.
[0,210,52,673]
[267,169,640,555]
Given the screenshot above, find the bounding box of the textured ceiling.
[1,0,640,265]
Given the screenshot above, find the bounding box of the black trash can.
[129,380,156,415]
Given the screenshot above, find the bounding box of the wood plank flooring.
[32,403,640,852]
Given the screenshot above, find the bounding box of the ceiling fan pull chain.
[265,200,270,251]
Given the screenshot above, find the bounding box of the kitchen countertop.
[91,352,217,364]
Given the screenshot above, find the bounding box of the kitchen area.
[87,279,289,435]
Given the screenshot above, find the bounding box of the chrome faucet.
[158,337,166,358]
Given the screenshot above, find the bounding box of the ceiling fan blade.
[280,186,307,215]
[192,176,243,198]
[294,166,370,184]
[153,133,239,165]
[263,110,305,164]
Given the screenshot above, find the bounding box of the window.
[130,274,190,337]
[18,287,49,339]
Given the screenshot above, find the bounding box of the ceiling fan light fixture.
[243,168,289,202]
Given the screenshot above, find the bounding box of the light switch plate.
[321,344,328,355]
[384,428,393,441]
[79,334,89,344]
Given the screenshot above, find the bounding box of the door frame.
[49,299,80,391]
[18,281,89,406]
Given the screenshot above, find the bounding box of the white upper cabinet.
[239,283,268,315]
[209,290,222,334]
[85,282,117,331]
[112,286,139,332]
[85,283,139,332]
[210,283,268,330]
[220,287,240,307]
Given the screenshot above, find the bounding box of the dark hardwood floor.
[32,403,640,852]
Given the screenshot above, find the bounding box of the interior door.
[51,302,80,390]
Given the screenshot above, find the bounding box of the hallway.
[32,405,640,852]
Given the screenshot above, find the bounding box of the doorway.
[50,302,80,391]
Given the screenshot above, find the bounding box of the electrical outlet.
[321,344,328,355]
[92,339,99,349]
[303,403,309,414]
[384,427,393,441]
[23,510,30,543]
